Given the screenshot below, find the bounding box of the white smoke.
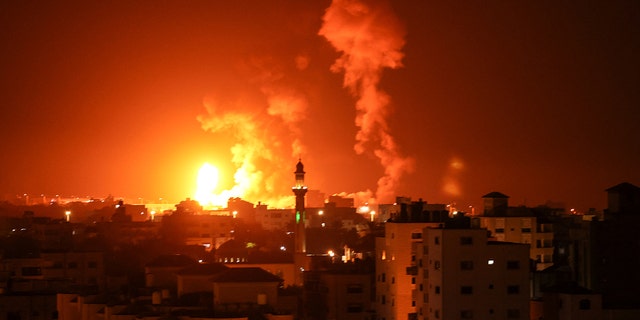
[319,0,414,203]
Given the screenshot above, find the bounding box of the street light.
[65,210,71,222]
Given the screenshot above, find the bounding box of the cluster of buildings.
[0,161,639,320]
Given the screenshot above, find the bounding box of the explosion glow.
[194,163,222,208]
[194,0,414,209]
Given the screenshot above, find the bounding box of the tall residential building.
[417,225,530,320]
[375,199,448,320]
[589,182,640,309]
[475,192,555,271]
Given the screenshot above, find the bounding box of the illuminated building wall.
[376,220,441,320]
[418,227,530,320]
[476,192,555,271]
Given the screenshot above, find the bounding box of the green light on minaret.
[296,211,300,223]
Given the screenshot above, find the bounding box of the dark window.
[495,228,504,233]
[411,232,422,239]
[347,304,363,313]
[391,277,395,284]
[434,261,440,270]
[7,311,20,320]
[87,261,98,268]
[347,284,363,294]
[507,260,520,269]
[521,228,531,233]
[434,236,440,245]
[21,267,42,276]
[507,285,520,294]
[411,277,416,284]
[435,286,440,294]
[460,237,473,245]
[507,309,520,318]
[579,299,591,310]
[381,273,386,282]
[381,295,386,304]
[461,286,473,294]
[460,261,474,270]
[68,262,78,269]
[461,310,473,319]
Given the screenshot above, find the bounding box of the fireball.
[194,163,224,208]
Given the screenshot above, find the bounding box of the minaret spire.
[292,159,308,253]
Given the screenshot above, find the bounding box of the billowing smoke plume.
[196,56,309,208]
[319,0,414,203]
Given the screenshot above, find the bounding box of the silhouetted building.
[145,254,197,289]
[304,264,374,320]
[590,182,640,310]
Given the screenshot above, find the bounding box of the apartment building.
[417,227,530,320]
[475,192,555,270]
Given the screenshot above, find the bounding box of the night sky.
[1,1,638,211]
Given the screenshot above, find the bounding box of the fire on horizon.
[1,1,638,212]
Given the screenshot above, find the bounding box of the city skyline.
[2,1,638,212]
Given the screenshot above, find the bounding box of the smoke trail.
[319,0,414,203]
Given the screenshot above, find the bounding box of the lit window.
[488,259,495,265]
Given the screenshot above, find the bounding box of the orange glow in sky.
[1,1,638,212]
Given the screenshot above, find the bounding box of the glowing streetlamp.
[318,210,324,216]
[65,210,71,222]
[150,210,156,222]
[232,210,238,218]
[370,210,376,222]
